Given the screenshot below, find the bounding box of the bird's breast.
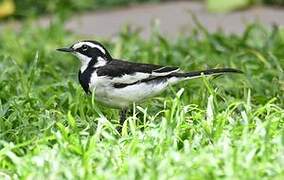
[88,71,127,108]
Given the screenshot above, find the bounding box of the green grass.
[0,21,284,179]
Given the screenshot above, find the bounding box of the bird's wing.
[96,59,180,84]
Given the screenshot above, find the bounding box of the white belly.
[88,72,176,108]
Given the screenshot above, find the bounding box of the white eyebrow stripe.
[72,42,106,54]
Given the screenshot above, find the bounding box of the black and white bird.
[57,40,242,127]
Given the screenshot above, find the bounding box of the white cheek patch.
[94,57,107,68]
[74,52,92,72]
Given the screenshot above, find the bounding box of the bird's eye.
[82,45,88,51]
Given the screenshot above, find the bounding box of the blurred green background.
[1,0,284,19]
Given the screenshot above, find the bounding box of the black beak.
[56,47,74,52]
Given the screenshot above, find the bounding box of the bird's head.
[57,40,112,72]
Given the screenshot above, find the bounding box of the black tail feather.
[179,68,243,78]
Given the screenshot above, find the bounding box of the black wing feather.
[96,59,179,77]
[96,59,242,89]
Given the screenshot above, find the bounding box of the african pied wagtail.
[57,40,242,127]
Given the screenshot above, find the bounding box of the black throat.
[78,65,96,94]
[78,56,111,94]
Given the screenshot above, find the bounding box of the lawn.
[0,21,284,179]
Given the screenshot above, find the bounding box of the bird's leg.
[118,108,128,132]
[119,108,128,125]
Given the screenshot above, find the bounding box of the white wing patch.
[111,72,150,84]
[152,67,180,76]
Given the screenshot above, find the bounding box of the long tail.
[177,68,243,79]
